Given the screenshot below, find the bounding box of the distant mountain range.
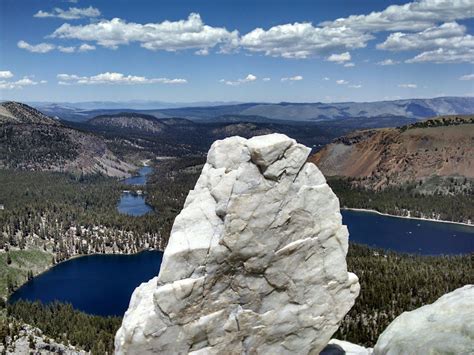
[79,112,337,155]
[26,100,243,113]
[0,102,345,168]
[29,97,474,123]
[3,101,474,192]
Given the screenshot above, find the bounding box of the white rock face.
[374,285,474,355]
[115,134,360,354]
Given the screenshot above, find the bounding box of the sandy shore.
[342,208,473,227]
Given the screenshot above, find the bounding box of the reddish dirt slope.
[310,115,474,189]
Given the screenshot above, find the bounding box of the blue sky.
[0,0,473,103]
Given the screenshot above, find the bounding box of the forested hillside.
[328,178,473,224]
[77,112,337,157]
[0,102,134,177]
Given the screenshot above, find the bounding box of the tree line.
[5,301,121,354]
[335,244,472,346]
[328,177,473,224]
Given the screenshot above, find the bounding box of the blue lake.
[122,166,152,186]
[9,211,473,316]
[117,193,153,216]
[117,166,153,216]
[342,210,474,255]
[10,251,163,316]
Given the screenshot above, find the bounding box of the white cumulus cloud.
[17,40,55,53]
[58,46,75,53]
[377,59,399,66]
[50,13,239,53]
[320,0,474,33]
[18,41,96,54]
[57,72,187,85]
[378,22,474,64]
[240,0,473,60]
[336,79,348,85]
[327,52,351,63]
[17,0,474,64]
[221,74,257,86]
[0,71,14,79]
[377,22,469,51]
[406,48,474,64]
[281,75,303,82]
[244,74,257,82]
[398,83,418,88]
[34,6,100,20]
[241,23,371,59]
[78,43,96,52]
[0,76,46,90]
[195,48,209,56]
[459,73,474,80]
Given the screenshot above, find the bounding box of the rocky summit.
[115,133,360,354]
[374,285,474,355]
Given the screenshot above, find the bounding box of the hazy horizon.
[4,94,473,109]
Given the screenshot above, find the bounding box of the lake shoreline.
[9,250,164,316]
[8,205,472,301]
[5,248,161,301]
[342,208,473,227]
[118,164,154,216]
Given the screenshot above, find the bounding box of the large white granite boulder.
[115,134,360,354]
[374,285,474,355]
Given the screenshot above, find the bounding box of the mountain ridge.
[76,111,337,155]
[88,112,168,133]
[30,96,474,123]
[310,115,474,192]
[0,102,135,177]
[0,101,59,125]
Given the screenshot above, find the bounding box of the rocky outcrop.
[374,285,474,355]
[115,134,359,354]
[0,324,86,354]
